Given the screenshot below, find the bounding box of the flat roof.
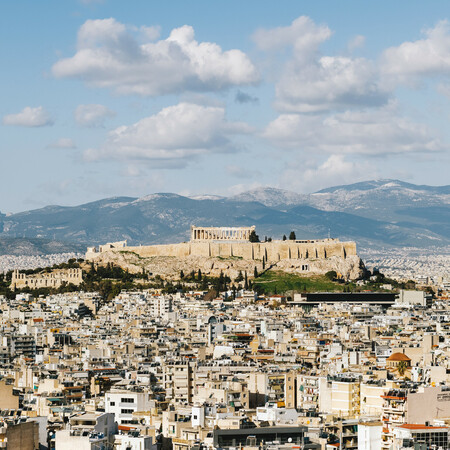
[397,424,449,430]
[214,425,308,436]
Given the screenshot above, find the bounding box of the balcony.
[383,405,405,414]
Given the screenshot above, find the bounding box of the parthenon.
[190,226,256,242]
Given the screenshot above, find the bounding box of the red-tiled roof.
[387,352,411,361]
[398,424,448,430]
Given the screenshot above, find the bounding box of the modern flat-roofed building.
[292,292,396,307]
[393,424,449,449]
[212,425,319,449]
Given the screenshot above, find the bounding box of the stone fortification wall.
[99,240,356,262]
[85,238,362,280]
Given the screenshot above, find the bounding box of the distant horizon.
[1,177,449,215]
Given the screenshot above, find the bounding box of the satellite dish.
[288,438,292,443]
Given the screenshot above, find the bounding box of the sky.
[1,0,450,212]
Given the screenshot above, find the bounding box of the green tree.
[282,235,287,241]
[289,231,296,240]
[249,230,260,243]
[253,267,258,278]
[248,230,259,242]
[397,361,408,377]
[197,269,202,281]
[325,270,337,281]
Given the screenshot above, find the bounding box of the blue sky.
[1,0,450,212]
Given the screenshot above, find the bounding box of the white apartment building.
[150,295,173,317]
[105,390,152,425]
[114,434,153,450]
[297,374,319,410]
[358,421,382,450]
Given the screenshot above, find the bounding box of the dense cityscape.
[0,227,446,450]
[1,1,450,449]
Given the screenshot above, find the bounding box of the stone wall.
[98,239,357,262]
[85,238,362,280]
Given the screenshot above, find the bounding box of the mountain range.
[0,179,448,254]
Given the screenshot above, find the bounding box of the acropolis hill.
[86,226,364,280]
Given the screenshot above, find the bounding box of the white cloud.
[252,16,331,54]
[121,164,145,177]
[53,18,259,96]
[281,155,373,193]
[381,20,450,82]
[225,182,264,197]
[226,164,260,178]
[275,55,389,112]
[48,138,76,149]
[254,16,388,112]
[84,102,252,166]
[348,35,366,52]
[139,25,161,41]
[3,106,53,127]
[264,105,442,155]
[74,104,116,127]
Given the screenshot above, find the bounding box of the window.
[110,401,115,406]
[121,409,134,414]
[121,398,134,403]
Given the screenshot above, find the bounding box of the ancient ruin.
[11,268,83,290]
[190,226,256,241]
[85,227,363,280]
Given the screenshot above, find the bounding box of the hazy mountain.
[316,179,450,195]
[0,237,85,256]
[0,180,448,254]
[307,180,450,221]
[228,187,307,208]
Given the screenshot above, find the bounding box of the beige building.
[319,375,361,418]
[331,378,361,417]
[164,362,195,404]
[360,381,398,416]
[0,420,39,450]
[0,380,19,410]
[11,268,83,289]
[248,371,297,409]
